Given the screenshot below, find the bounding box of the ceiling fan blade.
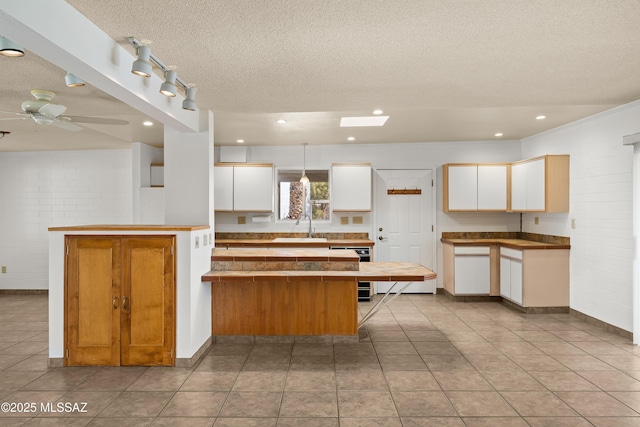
[0,110,29,117]
[38,103,67,118]
[64,116,129,125]
[52,119,83,132]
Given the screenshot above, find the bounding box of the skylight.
[340,116,389,127]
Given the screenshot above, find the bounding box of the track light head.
[64,72,85,87]
[182,87,197,111]
[131,46,152,77]
[160,70,177,97]
[0,36,25,57]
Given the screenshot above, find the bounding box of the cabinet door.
[332,164,372,211]
[510,260,523,305]
[511,162,527,211]
[66,237,121,366]
[446,165,478,211]
[526,158,546,210]
[453,247,490,294]
[214,165,233,211]
[121,236,175,366]
[234,166,274,211]
[499,256,511,298]
[477,165,507,210]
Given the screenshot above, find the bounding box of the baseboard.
[0,289,48,295]
[570,308,632,340]
[175,336,214,368]
[439,288,502,302]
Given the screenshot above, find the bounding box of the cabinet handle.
[112,296,119,309]
[122,296,129,311]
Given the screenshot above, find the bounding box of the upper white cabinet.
[214,165,234,211]
[332,163,372,211]
[510,155,569,212]
[214,163,274,212]
[443,164,508,212]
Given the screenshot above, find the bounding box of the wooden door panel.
[121,236,175,366]
[66,237,120,366]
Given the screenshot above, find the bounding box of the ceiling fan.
[0,89,129,131]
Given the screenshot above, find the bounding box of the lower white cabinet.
[452,246,491,294]
[500,248,523,305]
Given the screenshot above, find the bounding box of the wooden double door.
[65,236,175,366]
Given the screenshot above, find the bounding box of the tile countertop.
[211,248,361,262]
[441,238,570,250]
[202,262,436,282]
[215,239,375,248]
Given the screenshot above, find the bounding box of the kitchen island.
[202,248,436,338]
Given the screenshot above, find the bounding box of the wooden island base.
[212,280,358,336]
[202,248,437,338]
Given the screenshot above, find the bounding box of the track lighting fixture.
[64,72,85,87]
[0,36,25,57]
[128,37,197,111]
[182,87,196,111]
[131,45,152,77]
[159,70,177,97]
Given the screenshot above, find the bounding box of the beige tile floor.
[2,293,640,425]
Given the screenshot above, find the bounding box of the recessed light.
[536,115,546,120]
[495,133,503,137]
[340,116,389,127]
[143,121,153,126]
[372,109,384,115]
[347,137,355,141]
[276,119,287,124]
[236,139,245,143]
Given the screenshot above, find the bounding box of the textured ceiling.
[2,0,640,151]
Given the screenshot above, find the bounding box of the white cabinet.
[443,164,508,212]
[453,246,491,294]
[332,163,371,211]
[214,165,234,211]
[234,165,273,211]
[510,155,569,212]
[500,247,523,305]
[214,163,274,212]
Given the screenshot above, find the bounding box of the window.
[278,170,330,221]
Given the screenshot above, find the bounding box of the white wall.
[522,100,640,332]
[132,142,164,224]
[0,150,132,290]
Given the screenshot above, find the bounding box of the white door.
[375,169,435,293]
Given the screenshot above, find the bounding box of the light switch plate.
[340,217,349,225]
[203,234,208,246]
[353,216,363,224]
[1,266,6,274]
[195,236,200,249]
[238,216,246,224]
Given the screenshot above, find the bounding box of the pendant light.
[300,143,309,183]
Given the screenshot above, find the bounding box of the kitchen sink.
[272,237,328,242]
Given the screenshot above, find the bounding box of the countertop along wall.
[521,100,640,332]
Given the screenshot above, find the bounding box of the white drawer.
[500,247,523,260]
[454,246,490,256]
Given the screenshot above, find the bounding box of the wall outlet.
[1,266,6,274]
[195,236,200,249]
[571,218,576,229]
[534,217,539,225]
[238,216,246,225]
[353,216,364,225]
[340,217,349,225]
